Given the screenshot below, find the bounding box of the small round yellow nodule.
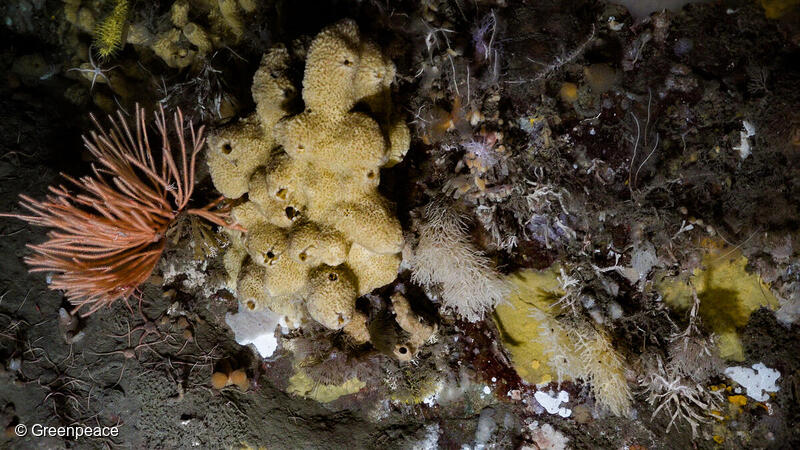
[230,369,250,391]
[211,372,229,390]
[559,82,578,103]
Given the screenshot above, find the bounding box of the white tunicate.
[589,308,605,325]
[474,408,497,448]
[733,120,756,160]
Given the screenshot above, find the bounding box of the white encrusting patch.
[534,390,572,418]
[724,362,780,402]
[225,304,283,358]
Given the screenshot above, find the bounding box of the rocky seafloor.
[1,0,799,448]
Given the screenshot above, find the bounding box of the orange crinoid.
[2,105,234,315]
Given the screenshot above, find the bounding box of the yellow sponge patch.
[347,243,401,296]
[329,198,403,255]
[207,118,272,198]
[306,266,358,330]
[244,222,287,266]
[286,222,348,267]
[287,370,364,403]
[236,259,267,305]
[494,267,571,385]
[657,247,778,361]
[251,47,298,127]
[263,254,309,298]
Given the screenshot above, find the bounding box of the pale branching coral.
[640,357,723,437]
[528,307,581,384]
[639,291,723,436]
[500,268,633,416]
[666,293,723,383]
[411,199,510,322]
[539,317,633,416]
[207,20,409,336]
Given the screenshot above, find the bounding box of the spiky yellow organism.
[94,0,129,60]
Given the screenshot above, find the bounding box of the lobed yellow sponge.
[306,266,359,330]
[390,293,437,361]
[287,369,365,403]
[347,244,401,296]
[207,115,273,199]
[208,20,409,336]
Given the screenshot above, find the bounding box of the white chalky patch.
[534,390,571,418]
[724,362,780,402]
[225,305,282,358]
[733,119,756,160]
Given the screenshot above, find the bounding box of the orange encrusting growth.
[2,105,236,315]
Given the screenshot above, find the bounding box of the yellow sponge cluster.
[207,20,409,334]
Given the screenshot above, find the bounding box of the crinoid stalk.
[2,105,235,315]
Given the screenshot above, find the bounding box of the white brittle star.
[68,49,118,92]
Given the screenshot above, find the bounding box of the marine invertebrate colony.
[93,0,129,59]
[657,247,778,360]
[2,106,233,314]
[496,268,634,416]
[639,291,723,436]
[207,20,410,335]
[411,199,510,322]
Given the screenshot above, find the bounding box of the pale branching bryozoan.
[411,199,510,322]
[570,325,634,417]
[530,307,634,417]
[639,288,723,436]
